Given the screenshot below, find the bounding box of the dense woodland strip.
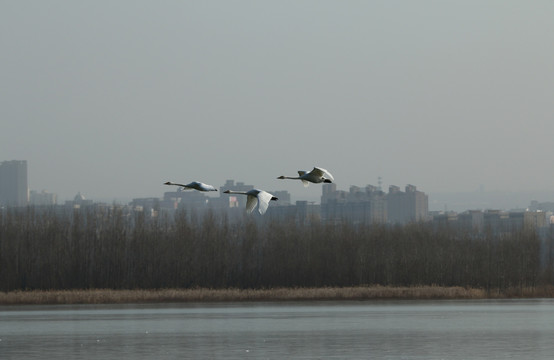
[0,206,553,292]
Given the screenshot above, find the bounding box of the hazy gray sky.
[2,1,554,203]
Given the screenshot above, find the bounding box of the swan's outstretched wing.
[256,191,273,215]
[301,180,310,187]
[311,167,334,181]
[191,182,217,191]
[184,182,201,190]
[245,195,258,214]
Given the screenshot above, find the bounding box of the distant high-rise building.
[321,183,387,224]
[30,190,57,206]
[322,183,428,225]
[0,160,28,207]
[387,184,428,224]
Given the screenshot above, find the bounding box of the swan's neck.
[225,190,247,195]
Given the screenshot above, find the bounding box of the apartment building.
[387,184,429,224]
[0,160,28,207]
[321,183,428,225]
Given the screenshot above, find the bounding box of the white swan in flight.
[164,181,218,192]
[277,167,335,187]
[223,189,278,215]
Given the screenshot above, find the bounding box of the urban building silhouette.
[4,159,554,236]
[387,184,429,224]
[321,183,428,225]
[0,160,28,207]
[29,190,57,206]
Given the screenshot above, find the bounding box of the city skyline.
[7,164,554,233]
[9,157,554,213]
[3,2,554,205]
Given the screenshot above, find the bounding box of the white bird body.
[164,181,218,192]
[277,167,334,187]
[223,189,278,215]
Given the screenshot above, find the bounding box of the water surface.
[2,299,554,359]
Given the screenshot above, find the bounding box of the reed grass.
[2,285,554,305]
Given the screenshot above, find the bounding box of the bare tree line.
[0,206,551,292]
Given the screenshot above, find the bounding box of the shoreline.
[2,285,554,305]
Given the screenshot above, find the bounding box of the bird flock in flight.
[164,166,335,215]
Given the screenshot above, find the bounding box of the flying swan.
[164,181,218,192]
[277,167,335,187]
[223,189,278,215]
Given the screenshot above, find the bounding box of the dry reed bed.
[3,286,554,305]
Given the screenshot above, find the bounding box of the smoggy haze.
[2,1,554,204]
